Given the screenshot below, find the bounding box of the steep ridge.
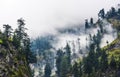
[0,19,35,77]
[0,41,31,77]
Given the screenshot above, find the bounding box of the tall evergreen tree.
[60,56,69,77]
[118,8,120,15]
[90,17,93,25]
[23,36,36,64]
[100,50,108,71]
[99,24,104,33]
[12,31,20,48]
[65,43,71,65]
[3,24,12,39]
[56,49,63,77]
[110,55,117,69]
[85,19,89,29]
[44,63,51,77]
[111,7,116,17]
[16,18,27,46]
[72,62,79,77]
[98,9,105,18]
[78,61,82,77]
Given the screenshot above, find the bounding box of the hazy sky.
[0,0,119,37]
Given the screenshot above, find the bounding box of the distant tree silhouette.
[65,43,71,65]
[90,17,93,25]
[118,8,120,15]
[3,24,12,39]
[56,49,64,77]
[16,18,27,44]
[111,7,116,17]
[60,56,69,77]
[85,19,89,29]
[98,8,105,18]
[44,63,51,77]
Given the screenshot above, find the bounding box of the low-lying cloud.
[0,0,119,37]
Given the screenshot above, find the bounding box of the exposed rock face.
[0,42,31,77]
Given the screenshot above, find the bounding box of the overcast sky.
[0,0,119,37]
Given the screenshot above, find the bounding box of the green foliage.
[0,39,3,44]
[3,24,13,39]
[0,18,36,77]
[54,7,120,77]
[55,43,72,77]
[65,43,71,65]
[100,50,108,71]
[60,56,69,77]
[56,49,64,77]
[72,62,79,77]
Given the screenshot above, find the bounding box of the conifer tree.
[56,49,63,77]
[100,50,108,71]
[111,7,116,16]
[98,9,105,18]
[65,43,71,65]
[72,62,79,77]
[60,56,69,77]
[118,8,120,15]
[3,24,12,39]
[78,61,82,77]
[44,63,51,77]
[85,19,89,29]
[110,55,116,69]
[90,18,93,25]
[16,18,27,46]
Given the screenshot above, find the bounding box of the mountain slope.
[0,41,31,77]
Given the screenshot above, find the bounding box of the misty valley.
[0,1,120,77]
[30,6,120,77]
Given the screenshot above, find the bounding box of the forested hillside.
[1,3,120,77]
[30,6,120,77]
[0,18,36,77]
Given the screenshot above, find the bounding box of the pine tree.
[65,43,71,65]
[13,18,36,64]
[56,49,63,77]
[110,55,116,69]
[111,7,116,17]
[96,30,102,45]
[16,18,27,46]
[72,62,79,77]
[3,24,12,39]
[83,57,93,74]
[78,61,82,77]
[23,36,36,64]
[100,50,108,71]
[85,19,89,29]
[90,18,93,25]
[44,63,51,77]
[83,43,99,74]
[12,31,20,48]
[99,24,104,33]
[118,8,120,15]
[98,9,105,18]
[60,56,69,77]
